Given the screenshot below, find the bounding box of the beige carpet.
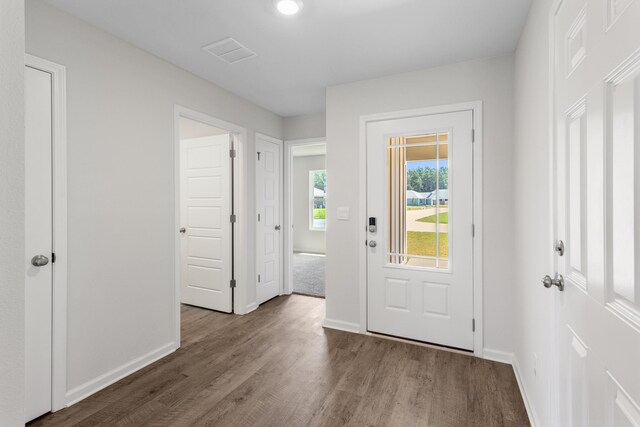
[293,252,325,297]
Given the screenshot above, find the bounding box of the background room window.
[309,170,326,230]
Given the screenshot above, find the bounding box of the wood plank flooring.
[30,295,529,426]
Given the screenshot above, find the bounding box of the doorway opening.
[286,141,327,298]
[174,106,247,344]
[178,116,234,313]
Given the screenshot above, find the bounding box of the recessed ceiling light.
[275,0,302,15]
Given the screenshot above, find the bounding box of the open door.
[25,64,54,423]
[179,134,233,313]
[551,0,640,424]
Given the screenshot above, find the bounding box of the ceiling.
[43,0,531,117]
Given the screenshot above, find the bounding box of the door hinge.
[229,148,236,158]
[257,151,261,161]
[472,318,476,332]
[471,129,475,143]
[51,252,56,263]
[258,274,261,283]
[230,279,236,289]
[230,214,237,223]
[258,213,261,222]
[472,224,475,237]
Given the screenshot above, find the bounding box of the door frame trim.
[254,132,284,303]
[283,137,327,295]
[358,101,484,357]
[173,105,248,340]
[25,54,69,412]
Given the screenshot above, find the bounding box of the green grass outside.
[313,208,326,219]
[406,231,448,257]
[417,212,449,224]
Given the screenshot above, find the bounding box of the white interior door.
[180,134,233,313]
[552,0,640,424]
[256,135,282,305]
[366,111,474,350]
[25,66,53,422]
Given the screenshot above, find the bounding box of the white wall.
[0,1,25,424]
[513,0,555,425]
[25,0,283,401]
[284,113,326,140]
[325,55,516,354]
[293,155,326,254]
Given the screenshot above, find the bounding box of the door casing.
[358,101,484,357]
[24,54,68,412]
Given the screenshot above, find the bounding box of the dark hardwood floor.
[30,295,529,426]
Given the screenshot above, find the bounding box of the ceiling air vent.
[202,37,257,64]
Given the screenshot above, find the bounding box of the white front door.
[552,0,640,425]
[256,135,282,305]
[25,66,53,422]
[180,135,233,313]
[366,111,474,350]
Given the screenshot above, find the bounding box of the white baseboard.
[243,302,258,314]
[293,249,326,256]
[512,355,539,427]
[65,341,177,407]
[322,318,360,333]
[483,348,514,364]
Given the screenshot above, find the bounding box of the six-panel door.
[553,0,640,424]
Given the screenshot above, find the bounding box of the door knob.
[179,227,186,234]
[275,225,281,231]
[31,255,49,267]
[368,240,377,248]
[542,274,564,291]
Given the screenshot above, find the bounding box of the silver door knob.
[368,240,377,248]
[542,274,564,291]
[31,255,49,267]
[275,225,281,231]
[179,227,186,234]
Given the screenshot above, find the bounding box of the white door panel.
[180,135,232,312]
[25,66,53,422]
[256,136,282,305]
[366,111,474,350]
[552,0,640,424]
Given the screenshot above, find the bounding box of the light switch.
[337,207,350,221]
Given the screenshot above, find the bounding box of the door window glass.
[387,132,450,269]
